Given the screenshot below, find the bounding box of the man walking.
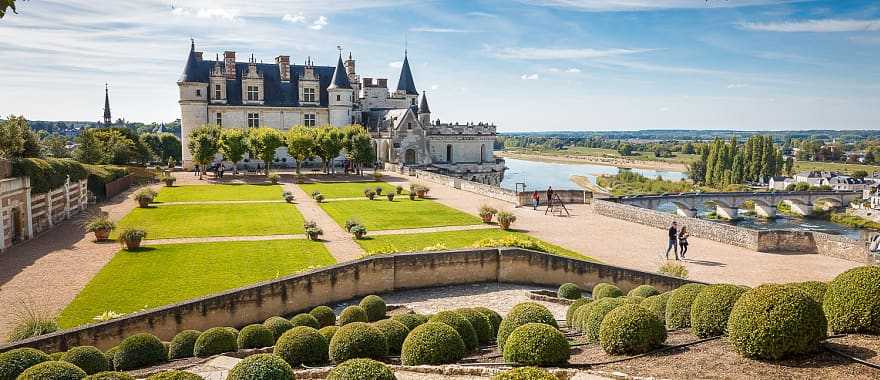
[665,221,679,260]
[531,190,540,210]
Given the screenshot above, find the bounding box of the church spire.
[418,91,430,114]
[103,83,112,126]
[396,51,418,95]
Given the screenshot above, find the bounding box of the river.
[499,157,687,191]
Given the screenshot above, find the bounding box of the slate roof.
[418,91,430,114]
[328,54,352,90]
[396,54,418,95]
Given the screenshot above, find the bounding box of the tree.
[140,133,162,161]
[285,126,316,174]
[74,128,107,164]
[187,124,222,179]
[0,115,27,159]
[248,127,285,176]
[784,156,795,176]
[313,125,344,174]
[617,143,633,156]
[41,133,70,158]
[852,170,869,179]
[159,133,182,163]
[0,0,25,19]
[343,125,375,176]
[219,128,248,176]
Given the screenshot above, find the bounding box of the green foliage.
[658,262,689,278]
[273,326,328,367]
[456,308,493,345]
[690,136,782,187]
[566,298,591,327]
[227,353,294,380]
[690,284,747,338]
[16,361,87,380]
[193,327,238,358]
[102,347,118,370]
[495,211,517,229]
[491,367,557,380]
[391,313,429,331]
[327,358,394,380]
[145,370,202,380]
[328,322,388,363]
[310,305,336,328]
[319,326,339,343]
[289,313,320,329]
[429,311,479,352]
[11,157,89,194]
[823,266,880,334]
[284,126,317,174]
[187,125,222,169]
[502,323,570,366]
[665,283,706,329]
[0,115,30,159]
[248,127,286,176]
[0,347,49,380]
[359,295,387,322]
[84,371,135,380]
[727,285,827,360]
[338,306,369,326]
[400,322,467,365]
[496,302,558,351]
[61,346,110,375]
[113,333,166,370]
[640,292,673,323]
[472,307,502,337]
[597,171,694,196]
[582,297,628,342]
[557,283,582,300]
[788,281,827,305]
[313,126,345,174]
[167,330,200,360]
[49,353,64,361]
[263,317,293,342]
[591,283,623,300]
[237,324,275,349]
[372,319,410,354]
[599,304,666,355]
[830,212,880,231]
[628,285,660,298]
[218,128,248,167]
[6,301,59,342]
[342,125,375,171]
[472,236,553,253]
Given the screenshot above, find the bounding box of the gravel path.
[283,181,365,262]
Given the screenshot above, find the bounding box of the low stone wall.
[0,248,692,353]
[411,169,519,203]
[516,190,590,206]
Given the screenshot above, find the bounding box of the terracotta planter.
[409,193,416,200]
[164,179,175,187]
[354,231,366,239]
[137,198,152,208]
[386,194,395,201]
[499,221,511,230]
[307,232,321,241]
[481,215,494,223]
[93,228,111,241]
[416,190,427,198]
[367,194,375,200]
[123,237,142,250]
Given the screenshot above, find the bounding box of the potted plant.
[159,174,176,187]
[134,188,157,208]
[414,185,429,198]
[285,193,296,203]
[386,193,395,201]
[364,189,376,200]
[350,225,368,239]
[496,211,517,230]
[345,219,361,232]
[268,172,280,184]
[118,228,147,250]
[408,192,416,200]
[303,220,323,241]
[311,191,322,199]
[396,185,403,195]
[375,186,383,196]
[315,194,325,203]
[478,205,498,223]
[372,171,383,181]
[84,215,115,241]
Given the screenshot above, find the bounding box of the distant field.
[506,147,699,165]
[156,184,283,202]
[794,161,880,175]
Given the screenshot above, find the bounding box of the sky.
[0,0,879,132]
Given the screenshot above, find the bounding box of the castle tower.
[103,83,112,126]
[328,52,354,127]
[178,39,209,169]
[418,91,431,126]
[396,51,419,108]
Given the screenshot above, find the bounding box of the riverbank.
[570,175,610,195]
[499,151,690,172]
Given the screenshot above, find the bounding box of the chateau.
[178,41,505,185]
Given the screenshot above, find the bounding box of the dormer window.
[247,86,259,101]
[214,84,222,99]
[303,88,316,103]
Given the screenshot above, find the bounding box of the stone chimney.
[363,78,373,87]
[276,55,290,82]
[224,51,237,79]
[377,78,388,88]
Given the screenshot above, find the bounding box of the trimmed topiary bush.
[497,302,558,351]
[502,323,569,366]
[727,284,827,360]
[103,347,118,370]
[592,282,623,300]
[290,313,320,329]
[583,297,628,342]
[237,324,274,349]
[338,306,369,326]
[61,346,109,375]
[788,281,827,305]
[665,283,706,329]
[49,352,65,361]
[167,330,200,360]
[359,295,387,322]
[328,322,388,363]
[456,308,493,345]
[400,322,467,365]
[274,326,328,366]
[690,284,747,338]
[391,314,428,331]
[114,333,167,371]
[327,358,395,380]
[227,353,294,380]
[557,283,582,300]
[310,306,336,328]
[473,307,502,337]
[319,326,340,343]
[372,319,410,354]
[0,347,49,380]
[491,367,556,380]
[429,311,479,352]
[567,299,591,327]
[263,317,294,342]
[628,285,660,298]
[599,304,666,355]
[823,266,880,334]
[640,291,673,323]
[85,371,135,380]
[17,361,86,380]
[145,370,202,380]
[193,327,238,358]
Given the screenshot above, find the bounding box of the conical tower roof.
[328,54,352,90]
[418,91,430,114]
[396,52,418,95]
[179,39,201,82]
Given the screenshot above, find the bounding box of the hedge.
[310,306,336,328]
[84,372,135,380]
[263,317,294,341]
[823,266,880,334]
[193,327,238,358]
[227,353,294,380]
[327,358,395,380]
[328,322,388,363]
[456,308,493,345]
[0,347,49,380]
[496,302,558,351]
[429,311,479,351]
[599,304,666,355]
[628,285,660,298]
[165,331,199,360]
[665,283,706,329]
[359,295,387,322]
[400,322,467,365]
[145,370,202,380]
[391,314,428,331]
[273,326,328,366]
[502,323,570,366]
[491,367,557,380]
[12,158,88,194]
[372,319,410,355]
[338,306,369,326]
[16,361,87,380]
[591,283,623,300]
[690,284,747,338]
[473,307,502,337]
[640,291,673,323]
[61,346,110,375]
[113,333,167,371]
[557,283,581,300]
[583,297,628,342]
[290,313,321,329]
[237,324,275,349]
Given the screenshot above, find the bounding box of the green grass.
[355,229,593,261]
[794,161,880,175]
[113,203,305,239]
[319,198,481,231]
[298,181,405,199]
[156,184,283,202]
[57,239,335,328]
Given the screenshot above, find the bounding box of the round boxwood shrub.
[145,370,202,380]
[400,322,466,365]
[327,358,394,380]
[103,347,118,370]
[628,285,660,298]
[85,371,135,380]
[49,353,65,361]
[690,284,747,338]
[727,284,827,360]
[237,324,275,349]
[429,311,479,351]
[167,330,200,360]
[789,281,827,305]
[17,361,86,380]
[372,319,410,354]
[491,367,556,380]
[0,347,49,380]
[113,333,167,370]
[557,283,582,300]
[473,307,502,337]
[496,302,558,351]
[273,326,328,366]
[599,304,666,355]
[824,266,880,334]
[263,317,293,341]
[583,297,628,342]
[227,353,294,380]
[640,291,673,323]
[566,299,591,327]
[391,313,428,331]
[61,346,109,375]
[502,323,569,366]
[338,306,369,326]
[456,308,493,345]
[310,306,336,328]
[290,313,320,329]
[592,283,623,300]
[359,295,387,322]
[193,327,238,358]
[319,326,339,342]
[665,283,706,329]
[328,322,388,363]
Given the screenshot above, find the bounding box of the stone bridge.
[615,190,863,219]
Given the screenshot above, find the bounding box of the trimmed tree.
[219,128,248,176]
[284,126,316,174]
[248,127,285,176]
[314,125,345,174]
[186,124,221,179]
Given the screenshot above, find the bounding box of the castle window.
[411,98,416,105]
[336,95,341,101]
[216,112,222,126]
[304,113,316,127]
[196,89,202,97]
[247,113,260,128]
[303,87,316,102]
[214,84,222,99]
[407,122,412,130]
[247,86,259,101]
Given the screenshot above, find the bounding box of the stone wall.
[0,248,692,353]
[517,190,590,206]
[412,169,519,203]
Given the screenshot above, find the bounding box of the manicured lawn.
[356,229,594,261]
[156,184,283,202]
[113,203,305,239]
[298,181,405,199]
[319,198,481,231]
[58,239,335,327]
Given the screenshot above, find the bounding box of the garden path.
[282,182,364,262]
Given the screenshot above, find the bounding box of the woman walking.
[678,226,689,259]
[531,190,540,210]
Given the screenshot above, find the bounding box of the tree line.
[688,136,791,187]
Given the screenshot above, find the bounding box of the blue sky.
[0,0,878,131]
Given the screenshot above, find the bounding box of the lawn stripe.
[155,200,285,205]
[143,234,308,245]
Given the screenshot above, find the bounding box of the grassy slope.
[58,239,335,327]
[794,161,880,175]
[319,198,481,231]
[156,184,283,202]
[298,181,406,199]
[113,203,305,239]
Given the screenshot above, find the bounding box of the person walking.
[665,221,679,260]
[193,164,199,177]
[546,186,554,209]
[678,226,689,259]
[531,190,540,210]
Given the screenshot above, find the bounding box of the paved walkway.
[282,182,364,262]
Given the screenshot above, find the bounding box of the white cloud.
[727,83,749,89]
[430,84,440,90]
[493,47,656,60]
[738,19,880,32]
[309,16,328,30]
[282,12,306,23]
[467,11,498,18]
[171,7,239,20]
[520,0,793,12]
[566,68,581,73]
[389,61,403,68]
[409,27,472,33]
[520,73,539,80]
